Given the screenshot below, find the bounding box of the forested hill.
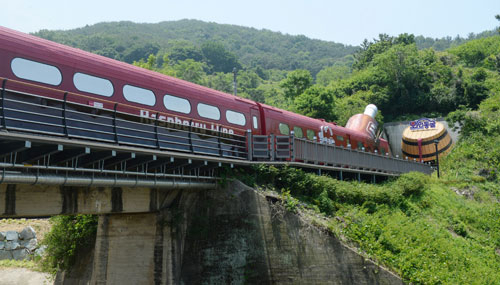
[33,19,357,75]
[32,19,496,76]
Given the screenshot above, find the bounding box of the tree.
[280,69,313,102]
[316,65,352,86]
[168,41,203,63]
[205,72,233,93]
[201,41,241,73]
[463,68,489,108]
[353,33,416,70]
[293,86,335,121]
[173,59,207,85]
[123,43,160,63]
[237,70,261,92]
[133,54,157,70]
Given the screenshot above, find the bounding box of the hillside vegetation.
[235,165,500,284]
[33,20,357,75]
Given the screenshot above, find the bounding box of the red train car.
[0,26,391,157]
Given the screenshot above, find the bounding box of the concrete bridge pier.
[91,213,157,284]
[64,181,403,285]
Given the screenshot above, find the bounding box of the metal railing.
[0,83,247,160]
[249,132,432,175]
[0,80,432,177]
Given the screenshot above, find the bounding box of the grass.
[0,259,43,272]
[243,165,500,284]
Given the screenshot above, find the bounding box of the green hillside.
[33,19,357,75]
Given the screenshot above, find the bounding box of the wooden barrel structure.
[401,121,453,163]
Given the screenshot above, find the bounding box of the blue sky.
[2,0,500,46]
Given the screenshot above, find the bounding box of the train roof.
[0,26,257,108]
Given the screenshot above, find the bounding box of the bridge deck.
[0,130,405,188]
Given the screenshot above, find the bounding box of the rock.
[0,232,5,241]
[0,241,4,250]
[25,238,38,252]
[5,241,20,251]
[451,186,476,200]
[0,249,12,260]
[35,245,47,257]
[19,226,36,240]
[12,248,29,261]
[5,231,19,241]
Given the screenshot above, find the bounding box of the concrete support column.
[91,213,157,284]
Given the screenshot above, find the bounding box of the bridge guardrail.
[0,80,247,160]
[250,132,432,175]
[0,79,432,176]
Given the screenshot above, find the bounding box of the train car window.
[336,135,344,142]
[123,85,156,106]
[163,94,191,114]
[197,103,220,120]
[73,72,113,97]
[226,110,246,126]
[11,57,62,86]
[252,116,258,129]
[293,127,303,138]
[306,129,315,140]
[279,123,290,135]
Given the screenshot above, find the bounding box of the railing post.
[154,112,160,149]
[290,131,295,161]
[270,134,275,161]
[247,129,253,161]
[113,103,118,143]
[62,92,68,137]
[315,140,319,164]
[188,120,194,153]
[1,79,7,129]
[218,130,223,157]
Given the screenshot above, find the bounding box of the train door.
[250,106,262,135]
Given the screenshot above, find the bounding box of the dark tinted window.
[306,130,315,140]
[293,127,303,138]
[279,123,290,135]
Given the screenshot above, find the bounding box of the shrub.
[318,190,336,215]
[41,215,98,273]
[396,172,429,196]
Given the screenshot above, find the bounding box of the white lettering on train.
[140,110,234,134]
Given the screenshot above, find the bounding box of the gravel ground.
[0,268,53,285]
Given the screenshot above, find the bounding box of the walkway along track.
[0,80,432,188]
